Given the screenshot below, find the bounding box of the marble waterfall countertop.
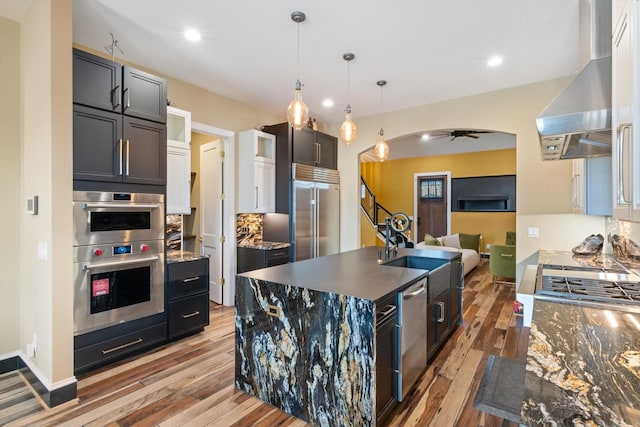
[522,299,640,426]
[238,245,459,301]
[236,240,291,250]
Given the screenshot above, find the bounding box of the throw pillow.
[424,233,440,246]
[441,233,461,249]
[459,233,481,252]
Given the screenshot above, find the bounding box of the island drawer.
[167,258,209,300]
[265,247,290,266]
[168,294,210,338]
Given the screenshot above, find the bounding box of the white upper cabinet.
[166,107,192,214]
[612,0,638,221]
[237,130,276,213]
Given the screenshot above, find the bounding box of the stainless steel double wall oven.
[73,191,165,335]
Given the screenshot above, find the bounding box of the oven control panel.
[74,240,164,262]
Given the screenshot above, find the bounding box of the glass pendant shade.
[287,80,309,130]
[375,129,389,161]
[339,107,357,145]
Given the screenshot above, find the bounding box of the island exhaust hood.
[537,0,612,161]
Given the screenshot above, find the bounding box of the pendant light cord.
[296,21,301,81]
[347,60,351,106]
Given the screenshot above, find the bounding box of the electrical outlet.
[486,243,491,250]
[527,227,540,238]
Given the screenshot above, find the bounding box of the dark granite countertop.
[238,246,459,301]
[166,250,208,264]
[522,299,640,426]
[237,241,291,250]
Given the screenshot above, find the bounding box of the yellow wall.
[0,16,22,354]
[361,149,516,247]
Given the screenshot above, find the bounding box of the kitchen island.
[522,299,640,426]
[235,246,461,426]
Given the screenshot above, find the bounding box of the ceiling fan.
[428,130,494,141]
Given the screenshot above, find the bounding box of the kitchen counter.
[522,299,640,426]
[235,246,461,426]
[165,250,208,264]
[237,240,290,250]
[239,245,459,301]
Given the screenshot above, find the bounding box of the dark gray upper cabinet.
[292,127,337,169]
[291,128,316,165]
[73,105,122,183]
[123,66,167,123]
[73,49,122,113]
[314,131,337,170]
[72,48,167,124]
[73,104,166,185]
[122,116,167,185]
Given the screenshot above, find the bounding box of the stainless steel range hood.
[537,0,612,161]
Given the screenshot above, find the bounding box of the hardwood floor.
[4,260,529,426]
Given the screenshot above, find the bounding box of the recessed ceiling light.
[322,99,334,108]
[184,29,201,42]
[421,134,430,141]
[487,56,503,67]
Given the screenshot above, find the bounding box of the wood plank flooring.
[4,259,529,426]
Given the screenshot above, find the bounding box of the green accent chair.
[490,233,516,290]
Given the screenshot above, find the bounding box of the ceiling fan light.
[375,129,389,161]
[287,80,309,130]
[340,107,357,145]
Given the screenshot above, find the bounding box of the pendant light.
[339,53,357,145]
[287,11,309,130]
[374,80,390,161]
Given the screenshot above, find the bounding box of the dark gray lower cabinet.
[237,246,289,273]
[427,262,454,360]
[375,293,399,424]
[73,313,167,375]
[167,258,210,339]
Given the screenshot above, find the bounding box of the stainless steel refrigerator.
[292,163,340,261]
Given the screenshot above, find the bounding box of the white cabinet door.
[254,160,276,213]
[571,159,585,213]
[237,130,276,213]
[612,1,635,221]
[167,143,191,214]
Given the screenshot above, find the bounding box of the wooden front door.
[417,175,448,240]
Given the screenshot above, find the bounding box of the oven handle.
[82,255,159,272]
[82,203,161,210]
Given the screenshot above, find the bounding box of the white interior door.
[200,140,223,303]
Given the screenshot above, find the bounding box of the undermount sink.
[383,256,445,271]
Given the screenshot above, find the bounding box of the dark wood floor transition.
[4,259,529,426]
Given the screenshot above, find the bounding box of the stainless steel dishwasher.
[396,275,428,401]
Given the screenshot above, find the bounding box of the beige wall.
[21,0,74,383]
[332,78,608,265]
[0,17,22,354]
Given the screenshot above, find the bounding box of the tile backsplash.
[237,213,263,245]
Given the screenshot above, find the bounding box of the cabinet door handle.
[182,311,200,319]
[270,251,286,257]
[112,85,121,108]
[316,142,321,164]
[182,276,200,283]
[118,138,123,175]
[437,301,445,323]
[123,87,130,111]
[102,338,143,355]
[255,186,259,209]
[459,262,465,289]
[618,123,633,204]
[125,140,130,176]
